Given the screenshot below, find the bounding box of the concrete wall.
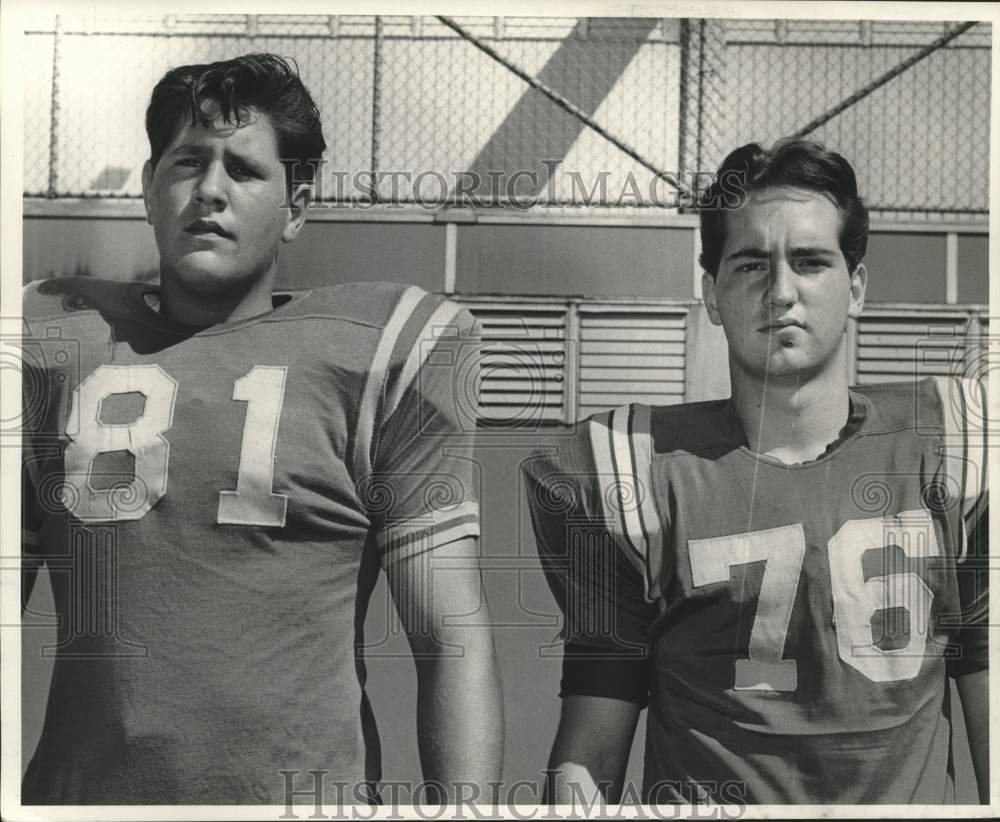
[22,208,988,304]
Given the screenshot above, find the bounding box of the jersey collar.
[122,282,309,336]
[720,391,870,467]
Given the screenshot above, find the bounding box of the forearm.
[956,670,989,803]
[387,538,503,799]
[544,695,641,805]
[414,644,503,801]
[546,757,622,805]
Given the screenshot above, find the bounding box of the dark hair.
[145,53,326,185]
[697,139,869,278]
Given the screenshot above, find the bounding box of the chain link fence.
[22,12,990,220]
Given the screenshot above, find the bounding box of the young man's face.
[141,105,307,303]
[702,186,867,385]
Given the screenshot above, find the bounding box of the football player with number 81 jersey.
[21,53,502,804]
[525,140,988,805]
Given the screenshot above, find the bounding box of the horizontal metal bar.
[23,194,985,218]
[23,29,676,45]
[21,197,989,233]
[726,39,988,50]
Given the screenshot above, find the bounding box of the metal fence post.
[47,14,62,198]
[370,16,384,204]
[679,19,726,194]
[677,19,696,183]
[696,19,726,175]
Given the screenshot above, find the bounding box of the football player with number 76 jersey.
[525,140,988,805]
[21,53,502,804]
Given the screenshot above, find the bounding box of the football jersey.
[524,379,988,804]
[21,276,481,804]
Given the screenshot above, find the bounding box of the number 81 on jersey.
[60,363,288,526]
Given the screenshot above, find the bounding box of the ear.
[281,183,312,244]
[847,262,867,320]
[702,271,723,326]
[141,160,155,225]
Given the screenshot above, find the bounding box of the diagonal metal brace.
[437,15,693,204]
[793,21,978,139]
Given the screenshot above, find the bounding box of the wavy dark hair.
[697,139,869,278]
[145,53,326,185]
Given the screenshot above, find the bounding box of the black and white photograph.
[1,0,995,817]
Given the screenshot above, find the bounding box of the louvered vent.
[577,308,688,418]
[464,304,569,424]
[856,310,979,384]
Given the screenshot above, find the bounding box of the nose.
[194,161,228,209]
[767,259,798,308]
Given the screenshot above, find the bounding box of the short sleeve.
[933,376,989,677]
[522,422,659,705]
[365,298,481,568]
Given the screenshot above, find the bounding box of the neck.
[729,355,852,464]
[158,268,277,326]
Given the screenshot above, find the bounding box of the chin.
[767,352,842,383]
[735,351,815,382]
[169,260,264,296]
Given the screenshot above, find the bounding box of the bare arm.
[386,536,503,802]
[956,670,989,803]
[546,695,642,804]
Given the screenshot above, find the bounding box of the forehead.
[161,104,280,160]
[721,186,842,249]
